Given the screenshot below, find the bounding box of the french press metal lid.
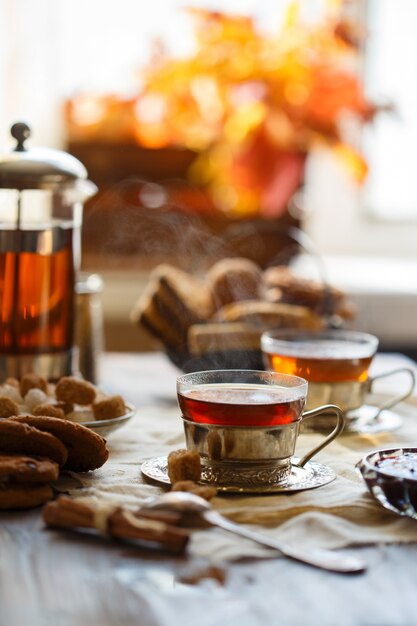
[0,121,89,189]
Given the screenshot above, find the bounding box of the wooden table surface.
[1,352,417,626]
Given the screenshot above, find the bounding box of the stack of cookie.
[131,257,355,371]
[0,374,110,511]
[0,418,109,510]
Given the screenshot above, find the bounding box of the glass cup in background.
[261,329,415,426]
[176,369,344,490]
[75,273,104,384]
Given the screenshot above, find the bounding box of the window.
[2,0,416,258]
[363,0,417,221]
[0,0,286,147]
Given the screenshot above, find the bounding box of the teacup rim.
[261,328,379,358]
[176,368,308,389]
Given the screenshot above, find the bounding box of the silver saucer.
[345,405,403,435]
[141,456,336,494]
[302,405,403,436]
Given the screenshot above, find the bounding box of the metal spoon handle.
[203,510,366,574]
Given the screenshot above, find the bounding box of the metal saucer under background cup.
[176,369,345,491]
[261,329,416,434]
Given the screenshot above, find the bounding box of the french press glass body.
[0,122,97,380]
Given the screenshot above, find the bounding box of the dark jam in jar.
[376,451,417,480]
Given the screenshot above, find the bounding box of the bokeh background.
[1,0,417,355]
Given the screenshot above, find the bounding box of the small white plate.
[79,402,136,437]
[141,456,336,494]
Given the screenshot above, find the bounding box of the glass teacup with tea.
[261,329,416,432]
[176,369,345,491]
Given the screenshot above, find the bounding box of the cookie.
[0,454,59,484]
[263,266,348,317]
[207,258,264,309]
[130,264,214,352]
[55,377,96,406]
[0,483,54,510]
[10,415,109,472]
[0,420,68,466]
[187,322,261,355]
[213,300,324,330]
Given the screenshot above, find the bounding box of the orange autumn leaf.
[333,143,368,183]
[66,3,381,217]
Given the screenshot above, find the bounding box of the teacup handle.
[365,367,416,420]
[297,405,345,468]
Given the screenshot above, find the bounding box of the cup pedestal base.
[0,349,75,381]
[199,458,292,490]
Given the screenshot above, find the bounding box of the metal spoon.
[143,491,366,574]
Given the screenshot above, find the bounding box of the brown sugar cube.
[55,401,74,415]
[20,373,48,398]
[167,449,201,484]
[55,377,96,406]
[191,485,218,501]
[265,287,283,303]
[172,481,217,501]
[92,395,126,421]
[179,565,226,586]
[0,396,19,418]
[4,378,19,388]
[171,480,199,492]
[33,404,65,419]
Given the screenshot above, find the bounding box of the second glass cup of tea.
[261,329,415,424]
[176,369,345,490]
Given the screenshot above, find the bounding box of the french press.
[0,122,97,380]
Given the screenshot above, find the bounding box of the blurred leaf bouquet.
[68,2,378,218]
